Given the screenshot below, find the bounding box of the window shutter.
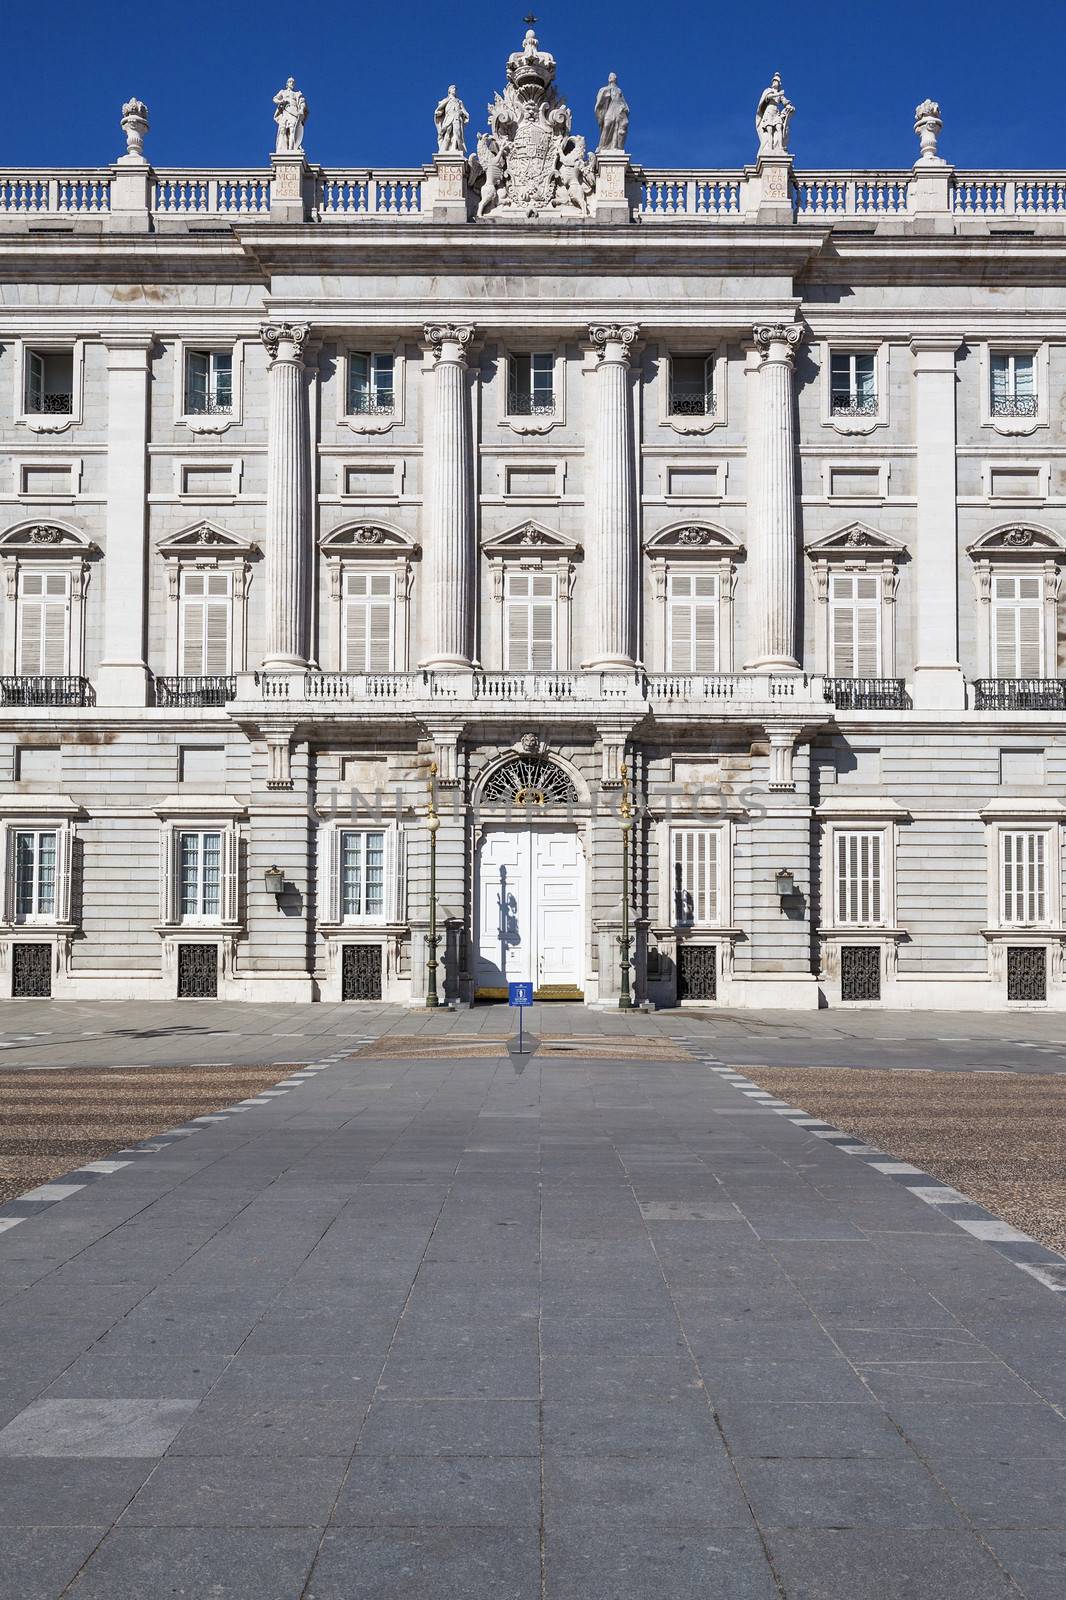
[692,573,718,673]
[220,827,238,923]
[186,350,208,412]
[26,351,44,412]
[343,573,368,672]
[829,573,856,676]
[394,824,406,923]
[993,575,1043,676]
[367,573,394,671]
[668,573,694,673]
[504,572,531,671]
[55,825,72,924]
[327,826,341,923]
[672,828,720,926]
[18,574,44,675]
[159,823,175,924]
[529,573,555,670]
[837,830,883,925]
[1002,830,1046,924]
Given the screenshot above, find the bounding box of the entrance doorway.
[474,827,584,1000]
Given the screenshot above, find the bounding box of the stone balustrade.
[4,163,1066,227]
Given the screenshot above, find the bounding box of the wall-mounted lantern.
[264,865,285,903]
[775,868,796,899]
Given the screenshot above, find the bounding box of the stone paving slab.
[0,1044,1062,1597]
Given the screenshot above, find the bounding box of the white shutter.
[182,572,231,675]
[993,575,1044,677]
[836,830,884,925]
[529,573,555,670]
[55,825,72,924]
[829,572,881,677]
[344,571,394,672]
[159,823,176,924]
[672,828,720,925]
[1002,830,1046,925]
[17,573,43,675]
[18,571,69,675]
[504,572,531,671]
[668,573,719,673]
[221,827,238,923]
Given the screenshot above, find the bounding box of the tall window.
[180,571,232,676]
[179,831,222,920]
[830,352,876,416]
[992,574,1043,677]
[14,830,57,920]
[1000,830,1047,925]
[991,352,1036,418]
[343,571,395,672]
[184,350,233,415]
[672,828,720,926]
[25,350,74,416]
[667,572,719,673]
[341,829,385,918]
[668,354,715,417]
[829,571,881,676]
[347,353,394,415]
[508,353,555,416]
[836,830,884,926]
[17,571,70,676]
[504,570,556,671]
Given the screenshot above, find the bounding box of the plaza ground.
[0,1007,1063,1597]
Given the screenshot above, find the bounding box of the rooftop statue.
[468,25,594,219]
[594,73,629,152]
[273,77,308,154]
[434,86,469,155]
[755,71,794,156]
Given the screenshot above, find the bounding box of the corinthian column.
[420,323,475,669]
[583,323,638,671]
[745,322,802,670]
[261,322,311,669]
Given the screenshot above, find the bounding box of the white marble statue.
[755,72,794,156]
[914,99,944,163]
[273,77,308,154]
[557,135,593,215]
[435,86,469,155]
[594,73,629,152]
[473,133,507,218]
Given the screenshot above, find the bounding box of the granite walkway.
[0,1043,1063,1598]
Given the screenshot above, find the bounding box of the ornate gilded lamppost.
[425,762,441,1008]
[618,761,634,1010]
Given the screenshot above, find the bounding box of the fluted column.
[583,323,638,670]
[261,322,311,669]
[746,322,802,670]
[422,322,474,668]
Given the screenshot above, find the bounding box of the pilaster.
[582,323,638,671]
[97,333,153,706]
[912,337,966,708]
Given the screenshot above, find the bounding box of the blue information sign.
[508,981,534,1007]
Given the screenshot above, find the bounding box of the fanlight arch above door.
[481,756,578,806]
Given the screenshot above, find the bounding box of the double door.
[474,828,584,999]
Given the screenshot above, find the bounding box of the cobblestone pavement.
[2,999,1066,1074]
[0,1041,1063,1598]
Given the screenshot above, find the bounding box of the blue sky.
[8,0,1064,172]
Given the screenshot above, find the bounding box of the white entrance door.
[474,828,584,998]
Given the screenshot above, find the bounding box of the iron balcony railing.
[667,390,715,417]
[26,393,73,415]
[0,675,94,707]
[825,677,910,711]
[155,674,237,708]
[973,678,1066,710]
[991,395,1038,417]
[830,394,878,417]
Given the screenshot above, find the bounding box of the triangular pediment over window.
[156,520,259,560]
[0,521,99,557]
[806,523,907,560]
[967,523,1066,561]
[319,522,419,558]
[482,520,582,557]
[644,522,745,559]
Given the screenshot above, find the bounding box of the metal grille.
[677,944,717,1001]
[12,943,51,998]
[342,944,383,1000]
[1007,945,1047,1002]
[992,396,1038,417]
[0,676,94,707]
[825,677,910,711]
[841,944,881,1001]
[482,757,577,805]
[668,390,715,416]
[507,390,555,416]
[177,943,218,998]
[973,679,1066,711]
[155,675,237,708]
[27,393,73,415]
[831,395,879,416]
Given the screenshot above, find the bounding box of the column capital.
[423,323,474,363]
[752,322,803,361]
[261,322,310,364]
[588,324,639,362]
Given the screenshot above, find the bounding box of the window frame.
[341,566,397,673]
[656,343,725,436]
[318,819,403,927]
[818,341,889,436]
[502,566,558,672]
[13,339,85,434]
[13,566,73,678]
[177,828,224,923]
[998,827,1049,928]
[338,339,406,435]
[670,825,723,929]
[978,341,1048,437]
[157,812,241,929]
[500,344,566,435]
[183,348,234,418]
[179,567,234,677]
[172,339,244,434]
[827,567,883,678]
[832,827,887,929]
[665,568,721,674]
[339,827,389,921]
[12,828,59,923]
[0,810,75,928]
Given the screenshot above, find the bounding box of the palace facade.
[2,34,1066,1009]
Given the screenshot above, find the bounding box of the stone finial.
[434,86,469,155]
[119,98,149,164]
[755,72,795,157]
[273,77,308,154]
[914,99,944,164]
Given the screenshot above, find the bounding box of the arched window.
[482,757,577,806]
